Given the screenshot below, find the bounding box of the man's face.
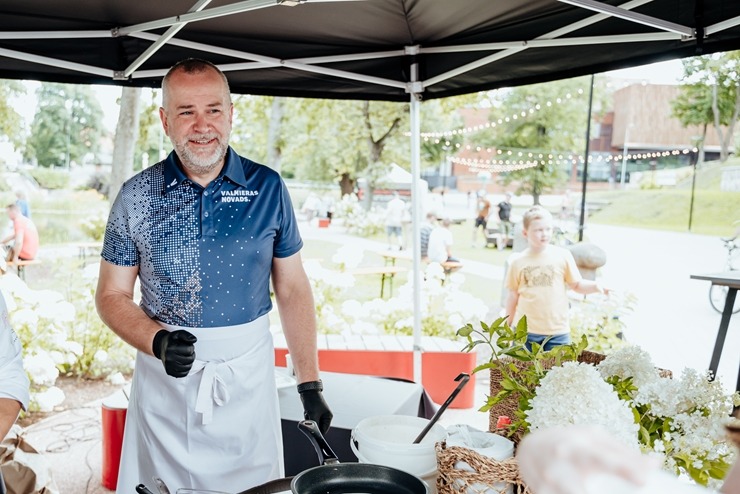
[159,68,234,177]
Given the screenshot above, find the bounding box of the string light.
[451,146,698,172]
[416,87,585,139]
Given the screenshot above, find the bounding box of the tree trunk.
[109,86,141,205]
[266,97,284,172]
[339,172,354,197]
[711,83,730,162]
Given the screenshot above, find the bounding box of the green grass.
[588,189,740,236]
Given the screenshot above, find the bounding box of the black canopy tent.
[2,0,740,380]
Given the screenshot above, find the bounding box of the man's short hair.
[522,205,552,229]
[161,58,231,107]
[6,203,19,211]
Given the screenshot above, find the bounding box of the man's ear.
[159,107,170,136]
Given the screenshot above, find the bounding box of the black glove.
[152,329,197,378]
[298,380,333,435]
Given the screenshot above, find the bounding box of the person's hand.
[152,329,197,378]
[298,381,333,435]
[516,426,660,494]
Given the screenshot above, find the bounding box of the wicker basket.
[436,442,531,494]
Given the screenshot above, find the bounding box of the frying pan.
[289,420,430,494]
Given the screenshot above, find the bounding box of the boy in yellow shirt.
[504,206,608,351]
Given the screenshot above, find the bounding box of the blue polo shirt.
[101,147,303,328]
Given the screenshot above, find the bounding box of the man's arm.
[271,252,320,384]
[95,260,162,355]
[0,398,21,440]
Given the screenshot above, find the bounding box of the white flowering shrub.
[78,212,107,242]
[304,246,488,339]
[599,347,739,488]
[458,317,740,489]
[569,290,637,353]
[0,263,134,412]
[331,194,384,237]
[526,362,640,449]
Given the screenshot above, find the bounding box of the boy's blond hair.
[521,205,552,229]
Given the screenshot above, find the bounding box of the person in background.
[13,191,30,219]
[0,204,39,264]
[0,291,30,493]
[496,192,513,250]
[427,217,459,264]
[95,58,331,494]
[419,211,437,261]
[505,206,608,351]
[385,191,406,250]
[471,190,491,247]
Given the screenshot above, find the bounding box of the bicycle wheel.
[709,285,740,314]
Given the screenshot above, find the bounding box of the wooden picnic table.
[350,265,408,298]
[6,259,43,280]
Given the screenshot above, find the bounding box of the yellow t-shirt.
[505,245,581,335]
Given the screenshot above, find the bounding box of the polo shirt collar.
[162,146,248,194]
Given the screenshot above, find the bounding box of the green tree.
[471,77,595,204]
[24,83,104,168]
[671,82,713,165]
[677,51,740,162]
[136,89,163,170]
[0,80,26,152]
[232,96,410,200]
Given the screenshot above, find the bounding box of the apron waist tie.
[192,360,231,425]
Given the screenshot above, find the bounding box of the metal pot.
[239,420,430,494]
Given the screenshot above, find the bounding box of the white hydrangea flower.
[24,352,60,387]
[94,349,109,362]
[527,362,639,449]
[597,344,660,387]
[34,386,65,412]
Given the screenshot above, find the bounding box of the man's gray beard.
[172,136,229,175]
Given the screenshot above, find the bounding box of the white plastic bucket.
[350,415,446,477]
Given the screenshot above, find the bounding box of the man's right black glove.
[152,329,197,378]
[298,380,333,435]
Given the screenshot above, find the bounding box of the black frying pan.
[289,420,430,494]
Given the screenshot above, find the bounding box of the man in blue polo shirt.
[95,59,331,494]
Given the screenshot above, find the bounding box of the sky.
[9,57,685,134]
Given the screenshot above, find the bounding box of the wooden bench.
[6,259,43,280]
[75,241,103,260]
[349,265,408,298]
[273,333,477,408]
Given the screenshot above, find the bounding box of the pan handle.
[297,420,340,465]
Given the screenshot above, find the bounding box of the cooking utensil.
[413,372,469,444]
[291,420,429,494]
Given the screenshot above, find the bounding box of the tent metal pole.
[0,47,113,77]
[124,0,213,78]
[409,60,423,384]
[578,74,595,242]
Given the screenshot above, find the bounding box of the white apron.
[116,315,284,494]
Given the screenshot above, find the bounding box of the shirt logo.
[220,190,258,203]
[168,178,178,188]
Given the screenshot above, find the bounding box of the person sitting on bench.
[0,204,39,264]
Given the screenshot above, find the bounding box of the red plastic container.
[101,391,129,490]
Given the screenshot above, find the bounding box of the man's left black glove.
[298,380,333,435]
